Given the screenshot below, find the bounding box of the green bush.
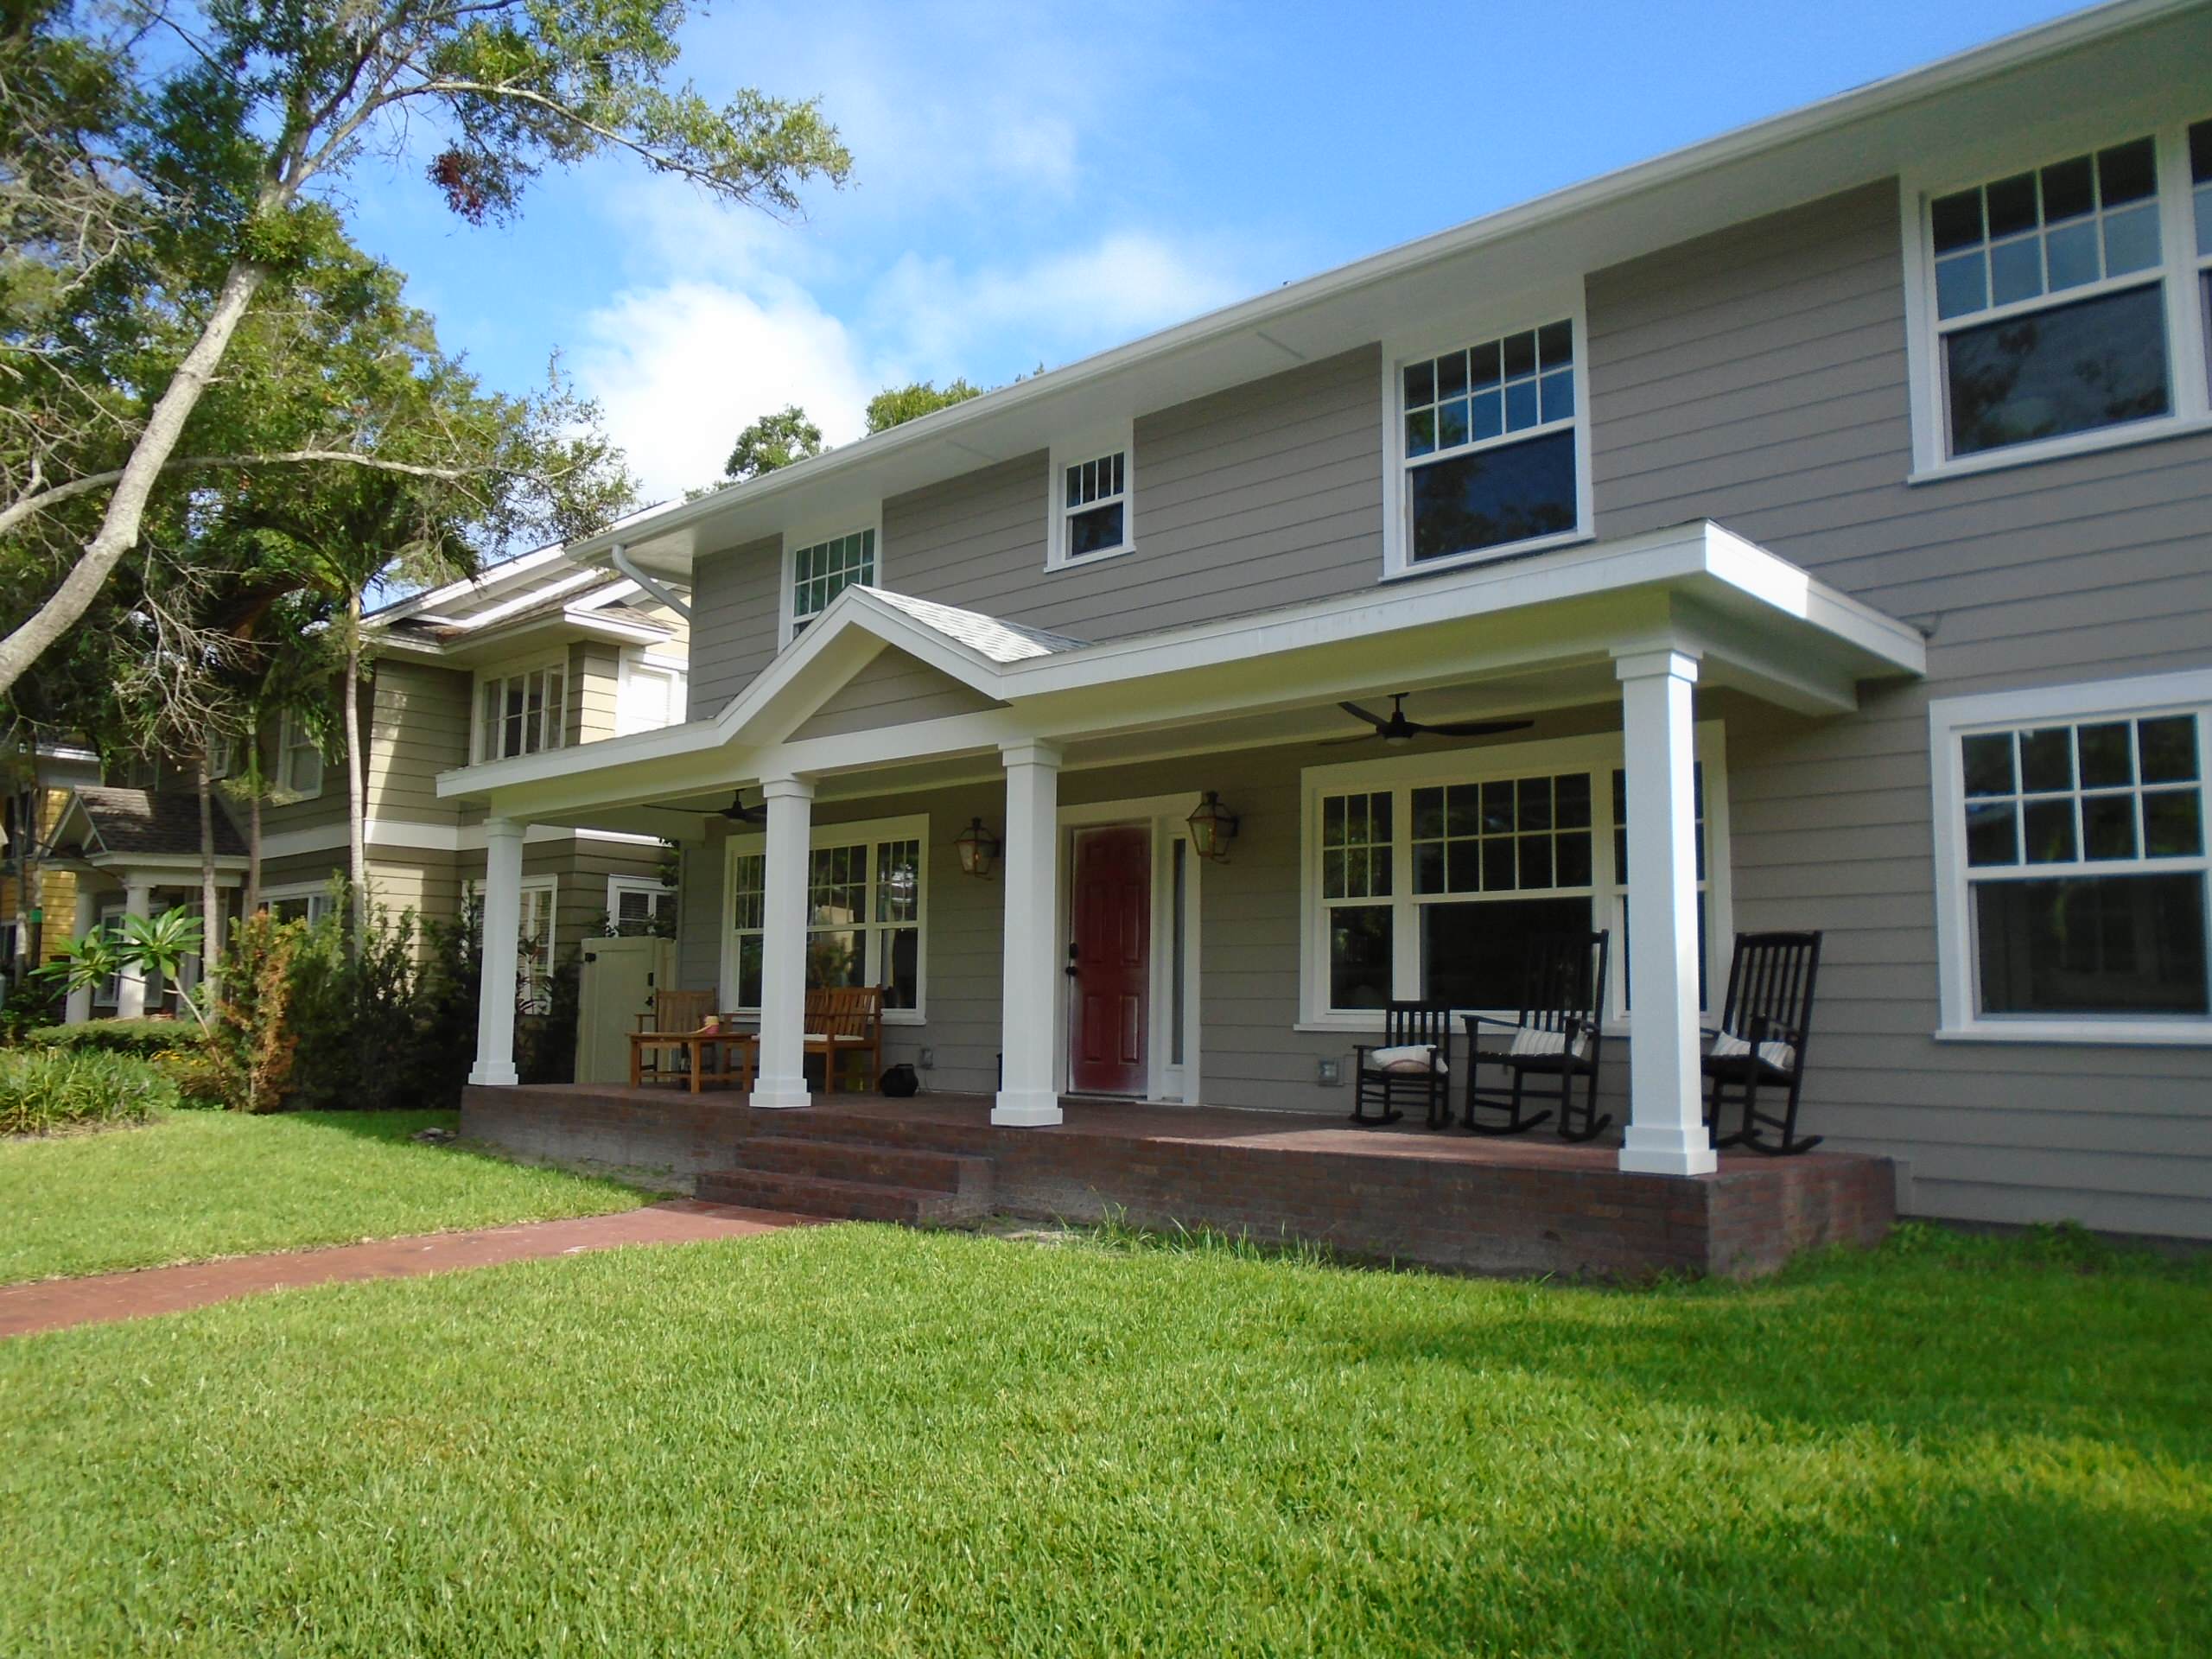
[0,1048,178,1135]
[0,972,64,1046]
[18,1018,203,1059]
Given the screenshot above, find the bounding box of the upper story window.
[1904,117,2212,477]
[478,664,566,763]
[276,711,322,798]
[785,524,876,643]
[1046,425,1134,569]
[1382,296,1592,580]
[616,651,688,736]
[1931,671,2210,1046]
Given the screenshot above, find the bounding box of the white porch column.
[995,740,1064,1127]
[469,817,526,1086]
[64,887,98,1025]
[751,774,816,1109]
[115,877,153,1019]
[1614,648,1717,1177]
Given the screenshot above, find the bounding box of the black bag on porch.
[880,1063,919,1098]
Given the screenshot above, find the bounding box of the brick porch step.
[734,1135,995,1199]
[694,1166,989,1224]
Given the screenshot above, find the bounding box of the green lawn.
[0,1109,648,1283]
[2,1224,2205,1656]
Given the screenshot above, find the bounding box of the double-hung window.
[1906,116,2212,474]
[1046,427,1134,568]
[478,664,566,762]
[263,887,334,925]
[1931,672,2211,1044]
[1383,298,1591,578]
[1303,731,1729,1027]
[785,520,878,643]
[724,814,927,1021]
[276,711,322,798]
[607,874,676,938]
[517,880,556,1014]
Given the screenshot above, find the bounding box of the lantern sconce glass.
[1185,791,1240,862]
[954,817,1001,879]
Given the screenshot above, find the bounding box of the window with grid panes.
[1409,772,1595,1011]
[478,664,566,762]
[1399,319,1580,565]
[1319,791,1393,1011]
[790,529,874,634]
[1061,449,1128,559]
[729,830,923,1012]
[1959,714,2207,1017]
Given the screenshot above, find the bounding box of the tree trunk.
[345,596,366,951]
[245,709,263,917]
[0,258,270,701]
[197,746,219,1005]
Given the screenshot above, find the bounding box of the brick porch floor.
[461,1084,1896,1279]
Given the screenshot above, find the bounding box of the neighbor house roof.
[50,788,249,862]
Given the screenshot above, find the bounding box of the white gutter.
[609,543,691,621]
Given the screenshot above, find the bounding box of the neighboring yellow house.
[2,741,102,991]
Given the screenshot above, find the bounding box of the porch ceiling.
[441,519,1926,830]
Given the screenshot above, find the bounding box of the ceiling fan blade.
[1413,718,1536,739]
[1338,701,1391,731]
[1318,731,1382,746]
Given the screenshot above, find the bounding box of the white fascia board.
[563,0,2199,577]
[367,543,574,625]
[436,519,1926,807]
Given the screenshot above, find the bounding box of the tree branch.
[0,449,480,539]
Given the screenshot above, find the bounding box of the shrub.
[0,1048,178,1135]
[200,912,302,1113]
[0,971,64,1046]
[18,1017,203,1059]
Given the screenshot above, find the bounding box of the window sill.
[1379,529,1594,583]
[1045,542,1135,574]
[1908,413,2212,486]
[1934,1020,2212,1048]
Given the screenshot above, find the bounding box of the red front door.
[1069,825,1151,1095]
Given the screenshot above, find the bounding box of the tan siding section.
[365,661,470,825]
[1589,180,2212,1239]
[787,648,1002,741]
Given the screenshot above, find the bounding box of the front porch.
[461,1084,1896,1279]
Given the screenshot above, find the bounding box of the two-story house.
[45,543,689,1022]
[441,0,2212,1245]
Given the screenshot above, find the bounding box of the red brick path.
[0,1199,808,1339]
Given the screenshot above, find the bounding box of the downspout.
[608,543,691,622]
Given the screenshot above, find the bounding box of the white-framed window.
[1930,671,2210,1046]
[781,509,881,646]
[607,874,677,938]
[207,736,237,780]
[2193,118,2212,383]
[92,904,124,1008]
[261,884,334,925]
[1380,289,1593,581]
[476,663,567,763]
[276,711,322,798]
[1901,112,2212,478]
[1299,728,1731,1029]
[722,813,926,1023]
[615,650,688,736]
[518,877,556,1014]
[1046,425,1134,569]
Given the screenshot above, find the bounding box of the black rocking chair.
[1462,931,1612,1141]
[1703,930,1824,1155]
[1351,1002,1454,1128]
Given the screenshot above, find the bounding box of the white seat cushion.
[1709,1030,1796,1073]
[1507,1025,1592,1062]
[1368,1043,1446,1076]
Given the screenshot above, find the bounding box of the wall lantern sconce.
[1185,791,1241,862]
[954,817,1001,879]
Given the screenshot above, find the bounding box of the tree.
[0,0,850,702]
[865,379,982,434]
[723,404,824,480]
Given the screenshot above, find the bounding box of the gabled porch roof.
[436,520,1926,829]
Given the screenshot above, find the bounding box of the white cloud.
[574,278,876,505]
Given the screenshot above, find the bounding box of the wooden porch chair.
[1462,931,1611,1141]
[628,989,725,1090]
[1351,1002,1454,1128]
[805,985,885,1094]
[1702,931,1824,1155]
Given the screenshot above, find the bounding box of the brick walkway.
[0,1199,810,1339]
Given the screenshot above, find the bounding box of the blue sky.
[338,0,2083,505]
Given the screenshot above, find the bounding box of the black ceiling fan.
[643,789,764,824]
[1326,693,1533,747]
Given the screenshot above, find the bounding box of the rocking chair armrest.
[1464,1013,1520,1032]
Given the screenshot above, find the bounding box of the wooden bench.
[723,986,887,1096]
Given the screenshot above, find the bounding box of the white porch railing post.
[1613,648,1718,1177]
[115,877,153,1019]
[995,740,1065,1126]
[469,817,526,1086]
[750,774,815,1109]
[64,887,97,1024]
